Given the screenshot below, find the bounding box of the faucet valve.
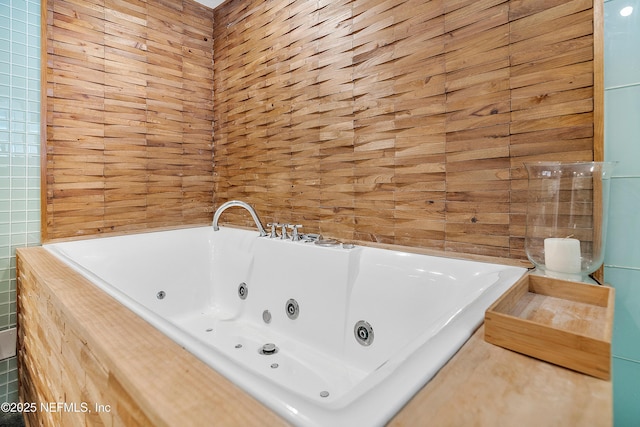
[267,223,279,239]
[289,224,303,241]
[280,223,289,240]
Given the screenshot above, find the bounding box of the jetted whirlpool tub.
[44,225,526,426]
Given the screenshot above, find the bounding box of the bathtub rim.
[42,223,533,270]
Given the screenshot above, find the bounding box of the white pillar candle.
[544,237,582,274]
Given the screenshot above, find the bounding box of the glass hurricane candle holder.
[524,161,617,282]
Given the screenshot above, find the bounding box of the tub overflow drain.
[260,343,278,355]
[262,309,272,324]
[156,291,166,300]
[354,320,374,346]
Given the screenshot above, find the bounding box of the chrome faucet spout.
[212,200,268,237]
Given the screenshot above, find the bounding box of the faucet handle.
[288,224,303,241]
[266,223,279,239]
[280,223,290,240]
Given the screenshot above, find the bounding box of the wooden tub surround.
[17,247,611,427]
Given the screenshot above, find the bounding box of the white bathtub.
[45,226,526,427]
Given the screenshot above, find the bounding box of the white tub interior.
[44,226,526,427]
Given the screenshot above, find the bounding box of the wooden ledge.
[390,323,611,426]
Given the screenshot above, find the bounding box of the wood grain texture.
[212,0,596,258]
[485,274,614,380]
[44,0,214,240]
[389,326,611,427]
[43,0,599,259]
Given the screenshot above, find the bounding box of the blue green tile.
[1,0,40,402]
[0,5,10,20]
[605,0,640,88]
[0,28,9,41]
[605,86,640,177]
[605,178,640,269]
[605,267,640,362]
[613,357,640,427]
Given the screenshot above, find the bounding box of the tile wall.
[0,0,40,403]
[603,0,640,425]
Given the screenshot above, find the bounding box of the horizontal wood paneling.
[44,0,214,240]
[44,0,596,259]
[212,0,595,258]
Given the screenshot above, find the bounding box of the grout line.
[605,264,640,271]
[605,82,640,91]
[613,355,640,365]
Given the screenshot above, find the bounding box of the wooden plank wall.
[213,0,596,259]
[44,0,597,260]
[44,0,214,240]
